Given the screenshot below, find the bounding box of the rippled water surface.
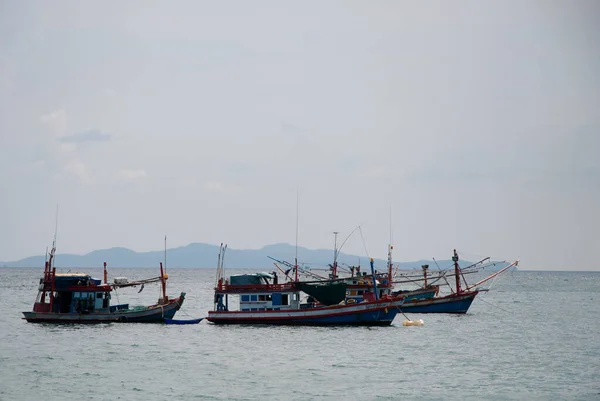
[1,268,599,400]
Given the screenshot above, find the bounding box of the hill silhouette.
[0,242,512,271]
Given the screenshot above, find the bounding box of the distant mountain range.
[0,242,512,271]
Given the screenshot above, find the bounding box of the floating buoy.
[402,319,424,327]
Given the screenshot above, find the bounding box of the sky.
[1,1,599,270]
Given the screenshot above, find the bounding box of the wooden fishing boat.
[322,245,517,314]
[268,238,438,305]
[206,245,400,326]
[397,250,519,314]
[22,240,185,323]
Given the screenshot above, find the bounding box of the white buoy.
[402,319,424,326]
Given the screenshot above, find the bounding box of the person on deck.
[272,271,278,285]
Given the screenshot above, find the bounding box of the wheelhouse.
[214,273,300,312]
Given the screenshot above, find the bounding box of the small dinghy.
[164,317,203,325]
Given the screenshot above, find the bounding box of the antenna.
[295,191,299,282]
[389,205,392,245]
[333,232,338,258]
[388,205,393,282]
[50,205,58,268]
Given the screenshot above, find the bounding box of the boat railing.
[216,282,296,293]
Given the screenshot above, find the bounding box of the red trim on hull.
[208,319,394,326]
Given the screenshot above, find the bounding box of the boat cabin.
[344,274,391,302]
[33,273,117,314]
[214,273,300,312]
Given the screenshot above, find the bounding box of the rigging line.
[433,257,454,294]
[337,225,362,258]
[485,266,511,292]
[458,248,514,265]
[358,226,370,259]
[295,190,299,268]
[476,296,510,313]
[51,204,58,268]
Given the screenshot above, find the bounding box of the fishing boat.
[22,240,185,323]
[206,244,400,326]
[321,243,517,314]
[342,244,438,303]
[268,237,437,305]
[397,250,519,314]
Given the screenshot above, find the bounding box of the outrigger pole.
[466,260,519,291]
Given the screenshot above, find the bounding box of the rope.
[476,297,510,313]
[394,303,411,321]
[358,227,370,259]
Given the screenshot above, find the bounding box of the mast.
[387,244,393,284]
[164,235,167,274]
[369,258,379,300]
[215,243,223,288]
[388,205,393,283]
[48,206,58,309]
[422,264,429,287]
[295,191,299,282]
[453,249,461,294]
[332,231,339,280]
[159,262,168,303]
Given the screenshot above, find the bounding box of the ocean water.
[1,267,599,401]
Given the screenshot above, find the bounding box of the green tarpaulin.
[295,282,347,306]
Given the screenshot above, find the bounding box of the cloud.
[59,129,111,143]
[63,160,91,183]
[117,169,147,181]
[203,180,240,194]
[358,165,388,179]
[40,109,67,135]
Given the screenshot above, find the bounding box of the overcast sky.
[1,1,598,270]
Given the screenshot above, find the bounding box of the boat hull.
[207,299,399,326]
[22,293,185,323]
[393,287,437,301]
[394,291,478,314]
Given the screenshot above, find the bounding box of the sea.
[1,267,599,401]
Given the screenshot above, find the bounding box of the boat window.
[250,295,257,302]
[281,294,289,305]
[258,294,272,301]
[96,293,103,299]
[241,295,250,302]
[73,292,81,299]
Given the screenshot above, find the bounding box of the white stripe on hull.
[208,300,394,321]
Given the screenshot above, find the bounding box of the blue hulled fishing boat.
[397,250,519,314]
[22,239,185,324]
[206,244,400,326]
